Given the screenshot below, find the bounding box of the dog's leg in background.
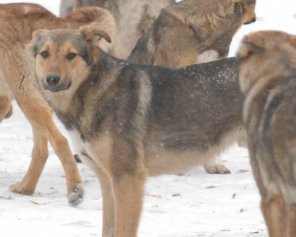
[203,157,230,174]
[10,125,48,195]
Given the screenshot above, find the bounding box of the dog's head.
[237,30,296,94]
[31,26,111,94]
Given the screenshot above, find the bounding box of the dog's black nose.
[46,74,60,86]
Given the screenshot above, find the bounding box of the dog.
[127,0,256,174]
[237,31,296,237]
[128,0,256,67]
[31,26,245,237]
[0,3,116,206]
[60,0,175,59]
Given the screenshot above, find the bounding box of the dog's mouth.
[42,78,72,93]
[244,17,256,25]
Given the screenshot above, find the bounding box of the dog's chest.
[67,129,113,171]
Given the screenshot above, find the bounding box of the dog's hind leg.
[10,125,48,195]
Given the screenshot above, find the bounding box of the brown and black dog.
[0,3,116,206]
[31,26,244,237]
[238,31,296,237]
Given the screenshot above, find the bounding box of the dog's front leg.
[95,167,115,237]
[261,194,287,237]
[112,169,146,237]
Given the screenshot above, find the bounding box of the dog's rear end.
[238,31,296,237]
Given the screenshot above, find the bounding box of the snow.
[0,0,295,236]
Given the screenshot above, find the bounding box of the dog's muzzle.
[43,73,72,92]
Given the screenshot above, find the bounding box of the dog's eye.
[66,52,77,61]
[40,50,49,59]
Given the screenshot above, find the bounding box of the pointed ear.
[29,29,49,56]
[234,0,244,16]
[80,25,111,47]
[236,33,264,60]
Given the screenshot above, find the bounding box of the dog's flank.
[0,3,116,205]
[237,30,296,237]
[32,27,244,237]
[128,0,256,67]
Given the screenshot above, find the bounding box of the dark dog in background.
[238,31,296,237]
[31,26,244,237]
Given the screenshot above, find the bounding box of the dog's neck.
[54,50,125,139]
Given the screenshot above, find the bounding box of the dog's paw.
[9,181,34,195]
[68,184,84,207]
[204,164,231,174]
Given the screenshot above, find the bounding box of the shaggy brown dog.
[238,30,296,237]
[0,3,116,206]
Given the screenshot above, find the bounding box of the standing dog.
[237,31,296,237]
[31,26,244,237]
[0,3,115,205]
[128,0,256,67]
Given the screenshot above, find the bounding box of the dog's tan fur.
[32,26,244,237]
[128,0,256,67]
[60,0,175,59]
[0,3,116,205]
[237,31,296,237]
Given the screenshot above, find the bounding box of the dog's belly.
[144,128,244,176]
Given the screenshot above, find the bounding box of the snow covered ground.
[0,0,295,236]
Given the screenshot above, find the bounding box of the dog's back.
[238,31,296,237]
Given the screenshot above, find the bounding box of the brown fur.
[60,0,175,59]
[32,26,244,237]
[0,3,116,206]
[237,31,296,237]
[128,0,256,67]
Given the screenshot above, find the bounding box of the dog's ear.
[234,0,244,16]
[236,33,264,60]
[80,25,112,47]
[29,29,49,57]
